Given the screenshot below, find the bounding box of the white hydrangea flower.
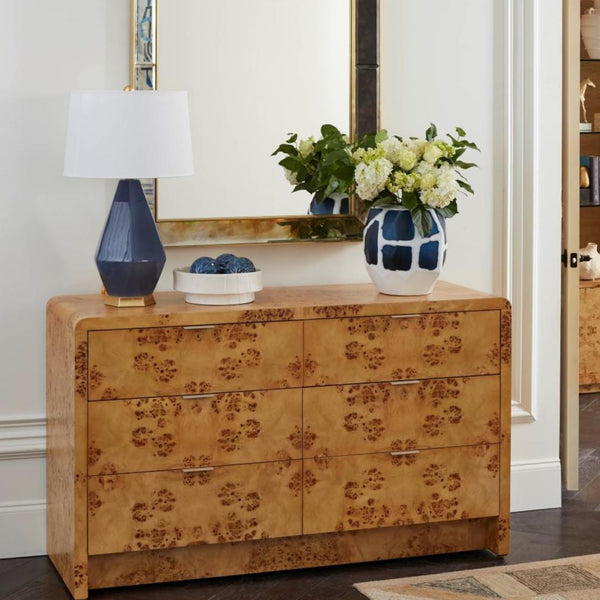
[298,137,315,159]
[422,140,456,164]
[380,138,401,161]
[284,168,298,185]
[355,158,393,201]
[415,161,438,190]
[381,138,418,171]
[352,148,366,164]
[423,141,445,164]
[420,163,460,209]
[388,171,418,194]
[353,146,386,166]
[402,138,427,159]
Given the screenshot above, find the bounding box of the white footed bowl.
[173,267,263,305]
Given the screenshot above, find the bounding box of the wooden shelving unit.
[579,1,600,396]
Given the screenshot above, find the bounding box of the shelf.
[581,131,600,134]
[582,59,600,62]
[581,203,600,208]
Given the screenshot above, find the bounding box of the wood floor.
[2,395,599,600]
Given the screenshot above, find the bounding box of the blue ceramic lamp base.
[96,179,166,307]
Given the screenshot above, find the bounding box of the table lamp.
[64,90,193,307]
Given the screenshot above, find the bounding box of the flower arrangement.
[272,124,355,206]
[273,123,478,237]
[352,124,479,236]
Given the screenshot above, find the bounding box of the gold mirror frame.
[131,0,379,247]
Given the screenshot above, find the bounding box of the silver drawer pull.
[182,467,214,473]
[183,324,216,330]
[183,393,216,400]
[390,450,420,456]
[391,314,420,319]
[390,380,421,386]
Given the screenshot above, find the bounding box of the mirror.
[131,0,379,245]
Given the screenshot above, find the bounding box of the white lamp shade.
[64,90,194,179]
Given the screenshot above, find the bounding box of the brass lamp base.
[103,294,156,308]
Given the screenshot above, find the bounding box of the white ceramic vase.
[582,6,600,59]
[363,206,447,296]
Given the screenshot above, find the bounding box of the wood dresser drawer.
[88,390,301,475]
[88,459,302,556]
[87,321,303,400]
[304,311,500,386]
[303,444,500,536]
[303,376,499,457]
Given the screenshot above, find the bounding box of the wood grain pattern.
[46,284,511,598]
[88,390,301,474]
[87,460,302,556]
[46,283,508,333]
[87,321,302,400]
[303,376,499,457]
[303,446,500,536]
[87,517,493,590]
[304,311,500,387]
[580,283,600,389]
[46,302,89,599]
[490,301,512,555]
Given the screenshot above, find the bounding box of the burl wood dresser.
[580,280,600,392]
[46,282,511,599]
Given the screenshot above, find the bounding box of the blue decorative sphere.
[215,253,237,272]
[190,257,219,274]
[227,257,256,273]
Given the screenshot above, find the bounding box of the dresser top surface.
[47,281,509,330]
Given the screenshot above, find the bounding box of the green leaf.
[278,156,303,172]
[292,182,310,193]
[286,133,298,144]
[371,192,398,207]
[410,206,434,238]
[400,190,419,210]
[457,180,474,194]
[455,161,478,169]
[321,124,341,138]
[375,129,389,144]
[456,127,466,137]
[333,165,355,180]
[271,143,297,157]
[358,132,377,149]
[295,166,308,181]
[448,135,480,151]
[323,178,340,199]
[426,123,438,141]
[323,149,351,166]
[435,200,458,219]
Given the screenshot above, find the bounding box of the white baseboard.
[510,458,562,512]
[0,500,46,558]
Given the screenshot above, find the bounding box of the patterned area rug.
[354,554,600,599]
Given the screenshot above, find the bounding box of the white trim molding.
[504,0,540,424]
[510,459,562,512]
[0,500,46,558]
[0,415,47,460]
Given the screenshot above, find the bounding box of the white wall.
[0,0,562,557]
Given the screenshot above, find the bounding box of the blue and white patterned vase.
[308,192,349,215]
[363,205,447,296]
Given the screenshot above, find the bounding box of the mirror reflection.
[156,0,350,221]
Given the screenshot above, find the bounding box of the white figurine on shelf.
[580,242,600,280]
[581,78,596,131]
